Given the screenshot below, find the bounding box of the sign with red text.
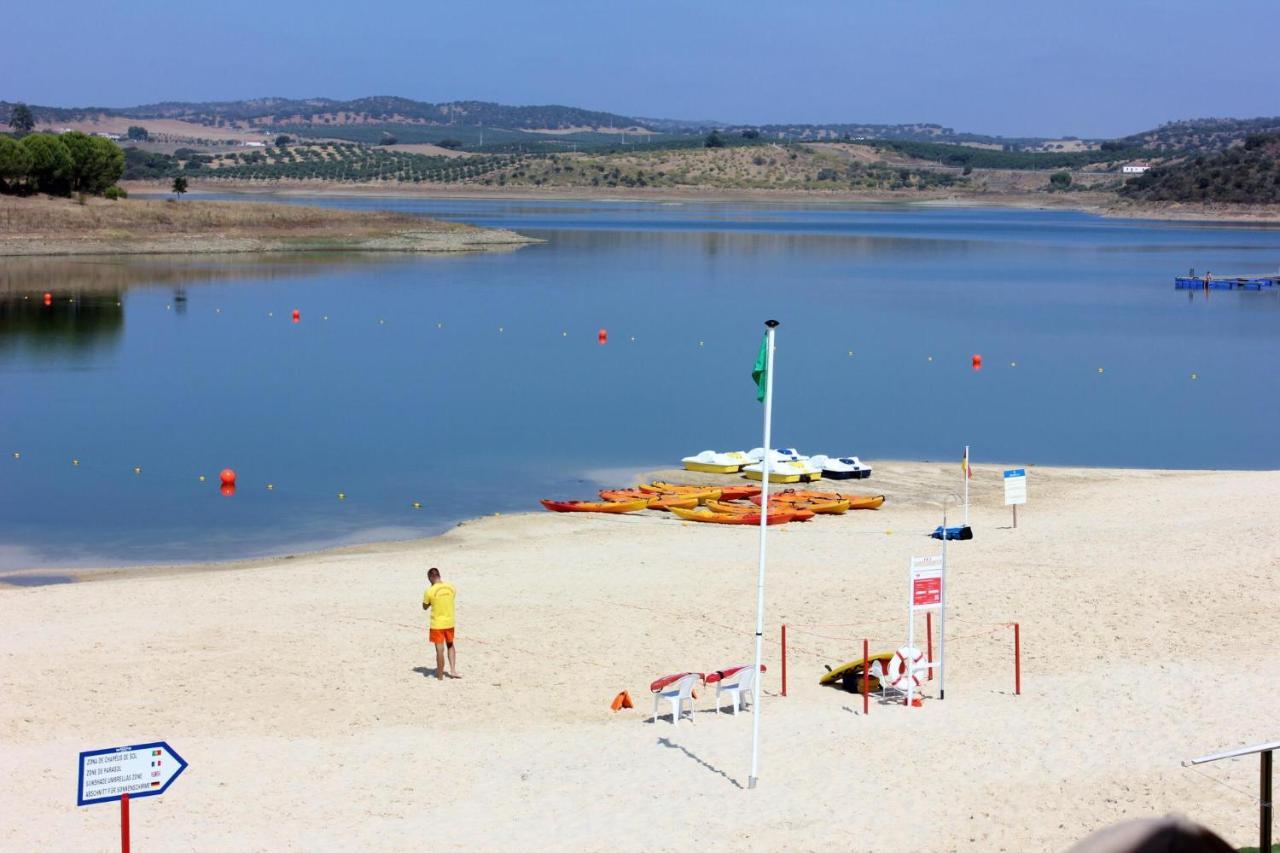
[910,555,944,610]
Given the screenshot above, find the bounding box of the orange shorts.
[429,627,455,645]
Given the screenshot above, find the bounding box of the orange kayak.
[541,499,649,514]
[670,506,813,525]
[754,490,884,510]
[645,482,760,502]
[598,489,699,509]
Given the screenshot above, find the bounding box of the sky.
[3,0,1277,138]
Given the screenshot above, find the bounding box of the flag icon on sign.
[151,781,160,787]
[152,749,162,756]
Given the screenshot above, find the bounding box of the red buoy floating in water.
[292,309,300,323]
[219,468,237,486]
[220,483,236,497]
[43,292,52,306]
[971,354,983,370]
[598,328,608,345]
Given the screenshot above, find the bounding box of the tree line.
[1,104,126,196]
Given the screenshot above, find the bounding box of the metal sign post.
[909,554,944,706]
[78,741,188,852]
[1004,468,1027,528]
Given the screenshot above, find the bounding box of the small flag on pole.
[962,448,972,479]
[751,334,769,402]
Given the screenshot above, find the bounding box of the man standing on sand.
[422,567,458,680]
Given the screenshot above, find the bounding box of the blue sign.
[1004,469,1025,479]
[77,741,188,806]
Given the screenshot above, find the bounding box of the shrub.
[704,130,726,149]
[126,126,149,141]
[103,185,127,200]
[438,138,463,150]
[1049,171,1072,189]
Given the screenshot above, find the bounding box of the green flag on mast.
[751,334,768,402]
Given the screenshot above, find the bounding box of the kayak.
[598,489,701,510]
[712,497,849,515]
[540,499,649,514]
[719,484,763,502]
[670,506,813,525]
[754,490,884,510]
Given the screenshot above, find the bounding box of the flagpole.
[749,319,778,790]
[964,445,970,527]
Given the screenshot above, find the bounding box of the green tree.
[438,138,463,150]
[19,134,74,194]
[740,129,760,140]
[1049,171,1072,189]
[126,126,149,141]
[0,137,33,192]
[8,103,35,136]
[275,134,292,146]
[704,130,726,149]
[171,175,188,197]
[58,133,126,194]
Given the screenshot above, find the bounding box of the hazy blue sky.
[3,0,1276,137]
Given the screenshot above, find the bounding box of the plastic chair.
[652,673,701,724]
[714,666,759,716]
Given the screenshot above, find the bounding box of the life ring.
[889,646,925,689]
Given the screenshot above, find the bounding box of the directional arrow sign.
[77,741,188,806]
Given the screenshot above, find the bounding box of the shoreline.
[125,179,1280,225]
[0,194,538,258]
[0,460,1259,586]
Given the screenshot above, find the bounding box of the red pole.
[927,611,934,681]
[862,639,869,716]
[1014,622,1021,696]
[781,624,788,698]
[121,792,130,853]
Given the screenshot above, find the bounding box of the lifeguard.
[422,567,458,680]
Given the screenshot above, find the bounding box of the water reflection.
[0,291,124,353]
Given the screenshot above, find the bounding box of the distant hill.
[1120,133,1280,203]
[1,97,652,133]
[1119,117,1280,152]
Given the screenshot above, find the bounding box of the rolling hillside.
[1120,133,1280,203]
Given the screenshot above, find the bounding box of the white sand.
[1,462,1277,850]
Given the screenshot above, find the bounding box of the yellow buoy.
[1190,372,1198,380]
[927,356,933,362]
[1097,367,1104,374]
[133,467,142,475]
[337,492,346,500]
[198,475,206,482]
[72,459,80,466]
[412,501,423,509]
[848,351,853,357]
[12,452,19,459]
[266,483,274,491]
[1010,361,1017,367]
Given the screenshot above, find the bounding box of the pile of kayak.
[541,482,885,526]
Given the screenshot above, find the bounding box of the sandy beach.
[2,461,1277,850]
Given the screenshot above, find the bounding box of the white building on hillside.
[1122,164,1151,174]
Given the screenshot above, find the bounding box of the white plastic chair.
[652,673,700,724]
[714,666,759,716]
[867,659,903,701]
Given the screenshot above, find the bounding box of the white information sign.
[909,555,944,612]
[1003,468,1027,506]
[77,741,187,806]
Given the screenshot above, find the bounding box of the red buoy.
[972,354,983,370]
[43,292,52,306]
[598,328,608,345]
[219,468,237,485]
[292,309,300,323]
[220,483,236,497]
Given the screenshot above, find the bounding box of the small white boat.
[808,455,872,480]
[682,450,751,474]
[743,459,823,483]
[746,447,807,465]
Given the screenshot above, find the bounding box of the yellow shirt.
[423,582,456,629]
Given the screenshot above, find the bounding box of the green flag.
[751,333,768,402]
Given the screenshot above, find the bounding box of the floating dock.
[1175,274,1279,290]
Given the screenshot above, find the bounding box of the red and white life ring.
[889,646,925,689]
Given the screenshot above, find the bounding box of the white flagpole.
[964,445,970,527]
[748,319,778,790]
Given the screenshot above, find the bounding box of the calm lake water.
[2,197,1278,571]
